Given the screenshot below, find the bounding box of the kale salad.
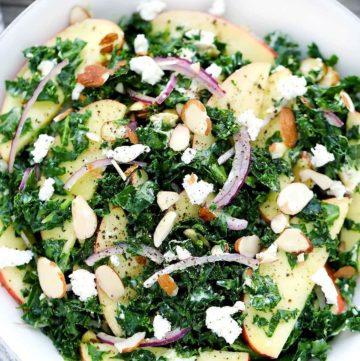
[0,1,359,361]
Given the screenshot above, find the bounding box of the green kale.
[87,344,109,361]
[137,125,169,150]
[0,107,32,142]
[113,349,157,361]
[206,107,240,140]
[307,43,338,67]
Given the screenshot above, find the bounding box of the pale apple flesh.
[152,10,276,63]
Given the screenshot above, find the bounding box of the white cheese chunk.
[181,148,197,164]
[69,269,97,302]
[105,144,150,163]
[31,134,55,163]
[237,109,268,141]
[311,267,338,305]
[0,247,33,269]
[175,245,192,260]
[179,48,196,61]
[163,250,177,263]
[208,0,226,16]
[71,83,85,100]
[182,173,214,205]
[130,56,164,85]
[115,82,125,94]
[137,0,166,21]
[311,144,335,168]
[39,178,55,202]
[205,301,245,344]
[134,34,149,54]
[37,60,57,78]
[327,180,346,199]
[277,75,307,101]
[185,29,216,52]
[205,63,222,79]
[153,314,171,340]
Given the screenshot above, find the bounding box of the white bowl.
[0,1,359,360]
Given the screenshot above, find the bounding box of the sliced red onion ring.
[154,57,225,97]
[64,158,113,190]
[127,121,138,131]
[8,59,69,173]
[85,243,164,267]
[97,328,191,348]
[226,216,248,231]
[212,129,251,208]
[19,167,32,192]
[217,147,235,165]
[323,111,344,128]
[144,253,259,288]
[127,89,156,104]
[156,73,177,105]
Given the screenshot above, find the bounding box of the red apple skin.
[325,266,346,315]
[242,326,276,359]
[0,270,24,305]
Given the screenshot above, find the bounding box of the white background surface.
[0,0,359,360]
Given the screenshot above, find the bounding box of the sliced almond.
[181,99,212,136]
[69,6,91,25]
[153,211,177,247]
[176,103,184,116]
[114,332,146,353]
[269,142,287,159]
[277,182,314,215]
[319,66,340,88]
[124,164,139,178]
[300,169,333,190]
[53,108,73,122]
[270,213,289,234]
[157,274,178,297]
[280,107,298,148]
[333,266,356,279]
[198,207,217,222]
[126,129,139,145]
[256,243,278,264]
[72,195,98,241]
[95,265,125,301]
[99,33,119,46]
[37,257,66,299]
[169,124,190,151]
[77,64,113,88]
[234,235,260,258]
[340,90,355,113]
[276,228,313,254]
[300,58,326,81]
[157,191,180,211]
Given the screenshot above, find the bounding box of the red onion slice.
[323,111,344,128]
[128,89,156,104]
[8,59,69,173]
[85,243,165,267]
[226,216,248,231]
[212,129,251,208]
[144,253,259,288]
[154,57,225,97]
[19,167,32,192]
[127,121,139,131]
[217,147,235,165]
[156,73,177,105]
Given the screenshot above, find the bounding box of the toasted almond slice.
[270,213,289,234]
[95,265,125,301]
[277,182,314,215]
[69,6,91,25]
[77,64,113,88]
[319,66,340,88]
[157,274,178,297]
[300,58,326,81]
[153,211,177,247]
[269,142,287,159]
[198,207,217,222]
[169,124,190,151]
[72,196,98,241]
[234,235,260,258]
[300,169,333,190]
[280,107,298,148]
[256,243,278,264]
[53,108,73,122]
[99,32,119,46]
[176,103,184,116]
[157,191,180,211]
[126,129,139,145]
[333,266,356,279]
[340,90,355,113]
[181,99,212,136]
[37,257,66,299]
[276,228,313,254]
[124,164,139,178]
[115,332,146,353]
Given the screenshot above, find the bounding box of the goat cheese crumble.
[130,56,164,85]
[205,301,245,344]
[69,269,97,302]
[137,0,166,21]
[208,0,226,16]
[237,109,268,141]
[327,180,346,199]
[182,173,214,205]
[311,267,338,305]
[311,144,335,168]
[175,245,192,260]
[205,63,222,79]
[181,148,197,164]
[39,178,55,201]
[134,34,149,54]
[37,60,57,78]
[277,75,307,101]
[0,247,33,269]
[179,48,196,61]
[105,144,150,163]
[153,314,171,340]
[31,134,55,163]
[185,29,216,52]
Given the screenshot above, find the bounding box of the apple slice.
[207,62,271,118]
[72,195,98,241]
[114,332,146,353]
[181,100,211,136]
[275,228,313,254]
[172,191,200,221]
[37,257,66,299]
[197,351,250,361]
[323,197,351,239]
[153,211,177,247]
[152,11,276,63]
[169,124,190,151]
[157,191,180,211]
[192,133,216,150]
[95,265,125,301]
